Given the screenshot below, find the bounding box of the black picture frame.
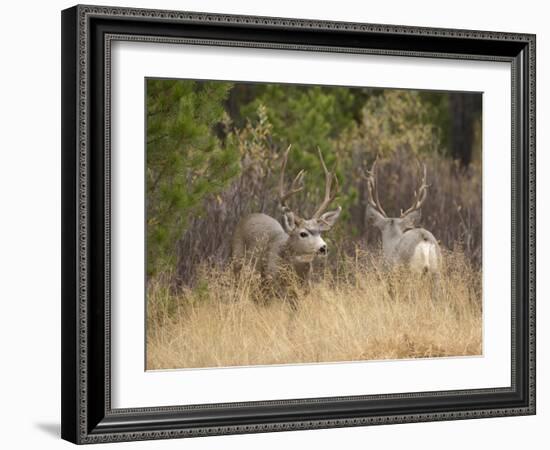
[61,4,536,444]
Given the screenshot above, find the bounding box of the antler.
[278,145,305,213]
[312,147,340,219]
[400,162,429,217]
[361,159,388,218]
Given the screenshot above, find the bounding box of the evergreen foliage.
[146,79,240,276]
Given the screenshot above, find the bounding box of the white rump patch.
[410,241,439,273]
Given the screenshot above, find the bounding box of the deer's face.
[282,210,341,258]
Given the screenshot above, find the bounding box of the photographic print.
[145,79,483,370]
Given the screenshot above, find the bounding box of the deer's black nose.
[319,245,327,254]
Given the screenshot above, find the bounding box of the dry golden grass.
[146,249,482,370]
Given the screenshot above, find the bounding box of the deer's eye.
[299,231,308,238]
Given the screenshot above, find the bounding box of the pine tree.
[146,79,240,276]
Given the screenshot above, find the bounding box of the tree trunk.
[449,93,481,167]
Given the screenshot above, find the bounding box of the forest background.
[146,79,482,283]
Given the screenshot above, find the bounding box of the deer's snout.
[318,244,327,255]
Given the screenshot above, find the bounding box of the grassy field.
[146,249,482,370]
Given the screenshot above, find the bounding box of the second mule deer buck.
[363,160,442,275]
[231,145,341,286]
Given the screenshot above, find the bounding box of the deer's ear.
[401,209,421,229]
[366,205,387,228]
[318,206,342,231]
[283,212,298,232]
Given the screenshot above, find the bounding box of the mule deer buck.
[231,145,341,286]
[363,160,442,275]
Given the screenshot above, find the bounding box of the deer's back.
[232,213,287,253]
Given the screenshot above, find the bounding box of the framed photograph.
[61,4,536,444]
